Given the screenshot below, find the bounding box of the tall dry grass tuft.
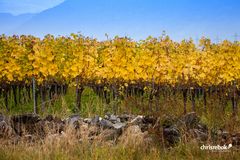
[1,122,240,160]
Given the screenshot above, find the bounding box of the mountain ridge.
[1,0,240,40]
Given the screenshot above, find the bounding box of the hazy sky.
[0,0,64,15]
[0,0,240,41]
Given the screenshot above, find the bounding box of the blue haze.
[0,0,240,41]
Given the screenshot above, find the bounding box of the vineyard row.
[0,34,240,114]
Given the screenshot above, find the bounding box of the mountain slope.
[16,0,164,39]
[4,0,240,40]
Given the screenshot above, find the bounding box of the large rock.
[65,114,81,129]
[99,119,114,129]
[113,122,126,130]
[174,112,208,142]
[10,114,41,136]
[83,118,92,124]
[11,114,40,124]
[109,115,121,123]
[91,116,101,125]
[142,115,157,125]
[163,125,181,145]
[10,114,65,137]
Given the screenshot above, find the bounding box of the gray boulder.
[109,115,121,123]
[99,119,114,129]
[66,114,81,129]
[163,125,181,145]
[91,116,100,125]
[113,122,126,130]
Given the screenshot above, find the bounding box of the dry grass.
[1,138,240,160]
[1,126,240,160]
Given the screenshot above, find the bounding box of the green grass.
[1,87,240,130]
